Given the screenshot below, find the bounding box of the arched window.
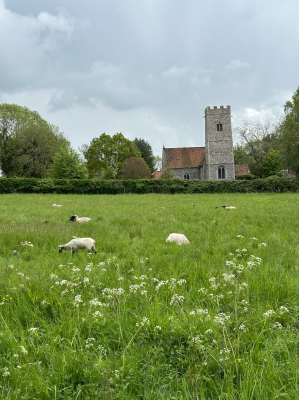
[184,174,190,180]
[218,167,225,179]
[217,122,223,131]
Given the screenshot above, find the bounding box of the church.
[160,105,249,180]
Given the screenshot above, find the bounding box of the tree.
[132,138,155,172]
[49,147,88,179]
[160,168,174,179]
[234,120,279,177]
[277,87,299,176]
[12,123,69,178]
[83,133,141,178]
[153,155,162,171]
[0,103,51,176]
[119,157,151,179]
[0,103,69,177]
[260,149,282,178]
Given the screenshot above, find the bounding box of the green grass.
[0,193,298,399]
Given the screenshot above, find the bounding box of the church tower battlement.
[204,105,235,180]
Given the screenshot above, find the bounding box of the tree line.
[0,87,298,180]
[234,87,299,178]
[0,103,161,180]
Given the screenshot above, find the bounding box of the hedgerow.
[0,177,297,194]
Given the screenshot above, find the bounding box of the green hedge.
[0,177,298,194]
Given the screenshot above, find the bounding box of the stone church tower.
[204,105,235,180]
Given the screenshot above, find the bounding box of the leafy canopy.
[277,87,299,176]
[49,147,88,179]
[83,133,141,178]
[0,103,68,178]
[132,138,155,172]
[119,157,151,179]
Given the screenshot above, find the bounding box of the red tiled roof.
[235,164,250,175]
[284,171,296,178]
[164,147,205,168]
[152,171,163,179]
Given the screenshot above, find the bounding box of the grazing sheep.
[53,204,62,207]
[58,238,97,254]
[166,233,190,245]
[222,205,236,210]
[69,215,92,222]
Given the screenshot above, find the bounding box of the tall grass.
[0,193,298,399]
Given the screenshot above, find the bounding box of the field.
[0,193,298,399]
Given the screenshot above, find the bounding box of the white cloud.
[226,59,250,70]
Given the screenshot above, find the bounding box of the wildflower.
[83,277,89,284]
[241,283,248,287]
[242,249,247,252]
[89,298,107,307]
[61,289,69,296]
[85,267,91,272]
[50,273,58,280]
[20,346,28,355]
[102,288,124,296]
[263,310,276,318]
[239,324,246,331]
[250,237,257,240]
[74,295,83,304]
[154,326,162,332]
[140,290,147,296]
[136,317,150,327]
[28,327,39,332]
[236,235,243,238]
[97,344,106,354]
[17,366,22,369]
[170,294,184,306]
[190,337,205,349]
[213,313,230,325]
[177,279,187,285]
[85,338,95,348]
[18,273,24,277]
[72,267,80,272]
[259,243,267,247]
[205,329,213,334]
[168,316,174,321]
[3,367,10,377]
[279,306,289,313]
[118,277,124,281]
[198,288,207,293]
[273,322,283,329]
[9,265,14,269]
[14,354,19,358]
[220,348,231,355]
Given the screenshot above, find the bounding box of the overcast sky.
[0,0,298,156]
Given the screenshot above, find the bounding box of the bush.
[236,174,256,180]
[0,177,297,195]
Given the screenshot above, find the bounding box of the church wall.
[204,105,235,180]
[171,167,200,180]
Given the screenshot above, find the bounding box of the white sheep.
[53,204,62,207]
[166,233,190,245]
[222,205,236,209]
[58,238,97,254]
[69,215,92,222]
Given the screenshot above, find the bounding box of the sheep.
[53,204,62,207]
[13,250,19,256]
[69,215,92,222]
[222,205,236,209]
[166,233,190,245]
[58,238,97,254]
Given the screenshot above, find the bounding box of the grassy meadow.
[0,193,298,399]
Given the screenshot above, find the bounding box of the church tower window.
[217,123,223,131]
[184,174,190,180]
[218,167,225,179]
